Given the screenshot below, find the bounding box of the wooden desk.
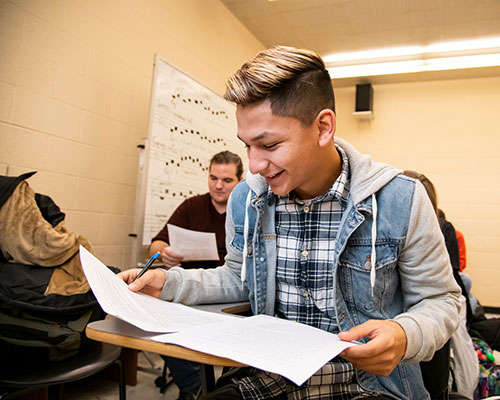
[86,302,250,393]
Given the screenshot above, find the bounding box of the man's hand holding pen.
[118,252,167,298]
[118,268,166,298]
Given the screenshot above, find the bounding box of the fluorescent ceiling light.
[325,37,500,78]
[329,60,424,79]
[328,53,500,79]
[426,37,500,54]
[324,46,423,63]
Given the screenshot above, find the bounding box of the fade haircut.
[210,151,244,180]
[224,45,335,127]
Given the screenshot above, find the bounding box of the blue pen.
[133,251,160,282]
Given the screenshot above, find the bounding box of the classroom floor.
[63,351,223,400]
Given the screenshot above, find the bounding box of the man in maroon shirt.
[150,150,243,269]
[149,151,243,400]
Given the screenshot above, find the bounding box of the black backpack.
[0,172,112,361]
[0,256,111,361]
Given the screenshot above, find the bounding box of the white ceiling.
[221,0,500,85]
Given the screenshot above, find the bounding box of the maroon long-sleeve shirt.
[151,193,226,269]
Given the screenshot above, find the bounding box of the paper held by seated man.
[79,246,357,386]
[167,224,219,261]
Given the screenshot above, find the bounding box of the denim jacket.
[161,137,461,399]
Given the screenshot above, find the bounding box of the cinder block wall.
[336,78,500,306]
[0,0,263,268]
[1,1,498,307]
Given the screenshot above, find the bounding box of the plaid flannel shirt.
[239,146,371,399]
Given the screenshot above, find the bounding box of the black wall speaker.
[355,83,373,112]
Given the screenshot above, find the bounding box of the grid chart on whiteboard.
[142,58,242,246]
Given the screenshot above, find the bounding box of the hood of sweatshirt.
[241,137,402,296]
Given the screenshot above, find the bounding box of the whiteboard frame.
[130,54,242,268]
[130,55,162,268]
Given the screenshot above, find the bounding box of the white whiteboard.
[133,56,244,264]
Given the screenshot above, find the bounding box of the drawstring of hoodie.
[370,193,378,297]
[240,174,379,299]
[241,190,252,289]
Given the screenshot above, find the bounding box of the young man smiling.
[120,46,461,399]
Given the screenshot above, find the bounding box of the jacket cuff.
[393,315,423,361]
[159,268,180,301]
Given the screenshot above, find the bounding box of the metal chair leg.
[114,359,126,400]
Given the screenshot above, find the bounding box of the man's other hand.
[118,268,166,298]
[338,320,407,376]
[160,245,184,268]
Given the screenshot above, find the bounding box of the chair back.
[420,340,451,400]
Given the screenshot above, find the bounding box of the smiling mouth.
[265,171,283,182]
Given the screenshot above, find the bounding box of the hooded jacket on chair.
[161,137,461,399]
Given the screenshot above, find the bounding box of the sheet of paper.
[79,246,232,332]
[152,314,358,386]
[167,224,219,261]
[81,246,359,386]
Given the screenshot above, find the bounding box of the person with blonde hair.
[120,46,461,399]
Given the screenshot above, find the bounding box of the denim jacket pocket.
[338,239,401,319]
[231,225,254,252]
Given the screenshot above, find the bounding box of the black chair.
[420,340,451,400]
[0,340,126,400]
[154,359,173,394]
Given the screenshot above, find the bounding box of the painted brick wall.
[336,77,500,306]
[0,0,263,268]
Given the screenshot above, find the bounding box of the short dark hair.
[437,208,446,219]
[210,151,243,180]
[403,170,438,214]
[224,45,335,127]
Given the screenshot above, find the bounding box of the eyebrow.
[237,131,272,144]
[210,174,236,181]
